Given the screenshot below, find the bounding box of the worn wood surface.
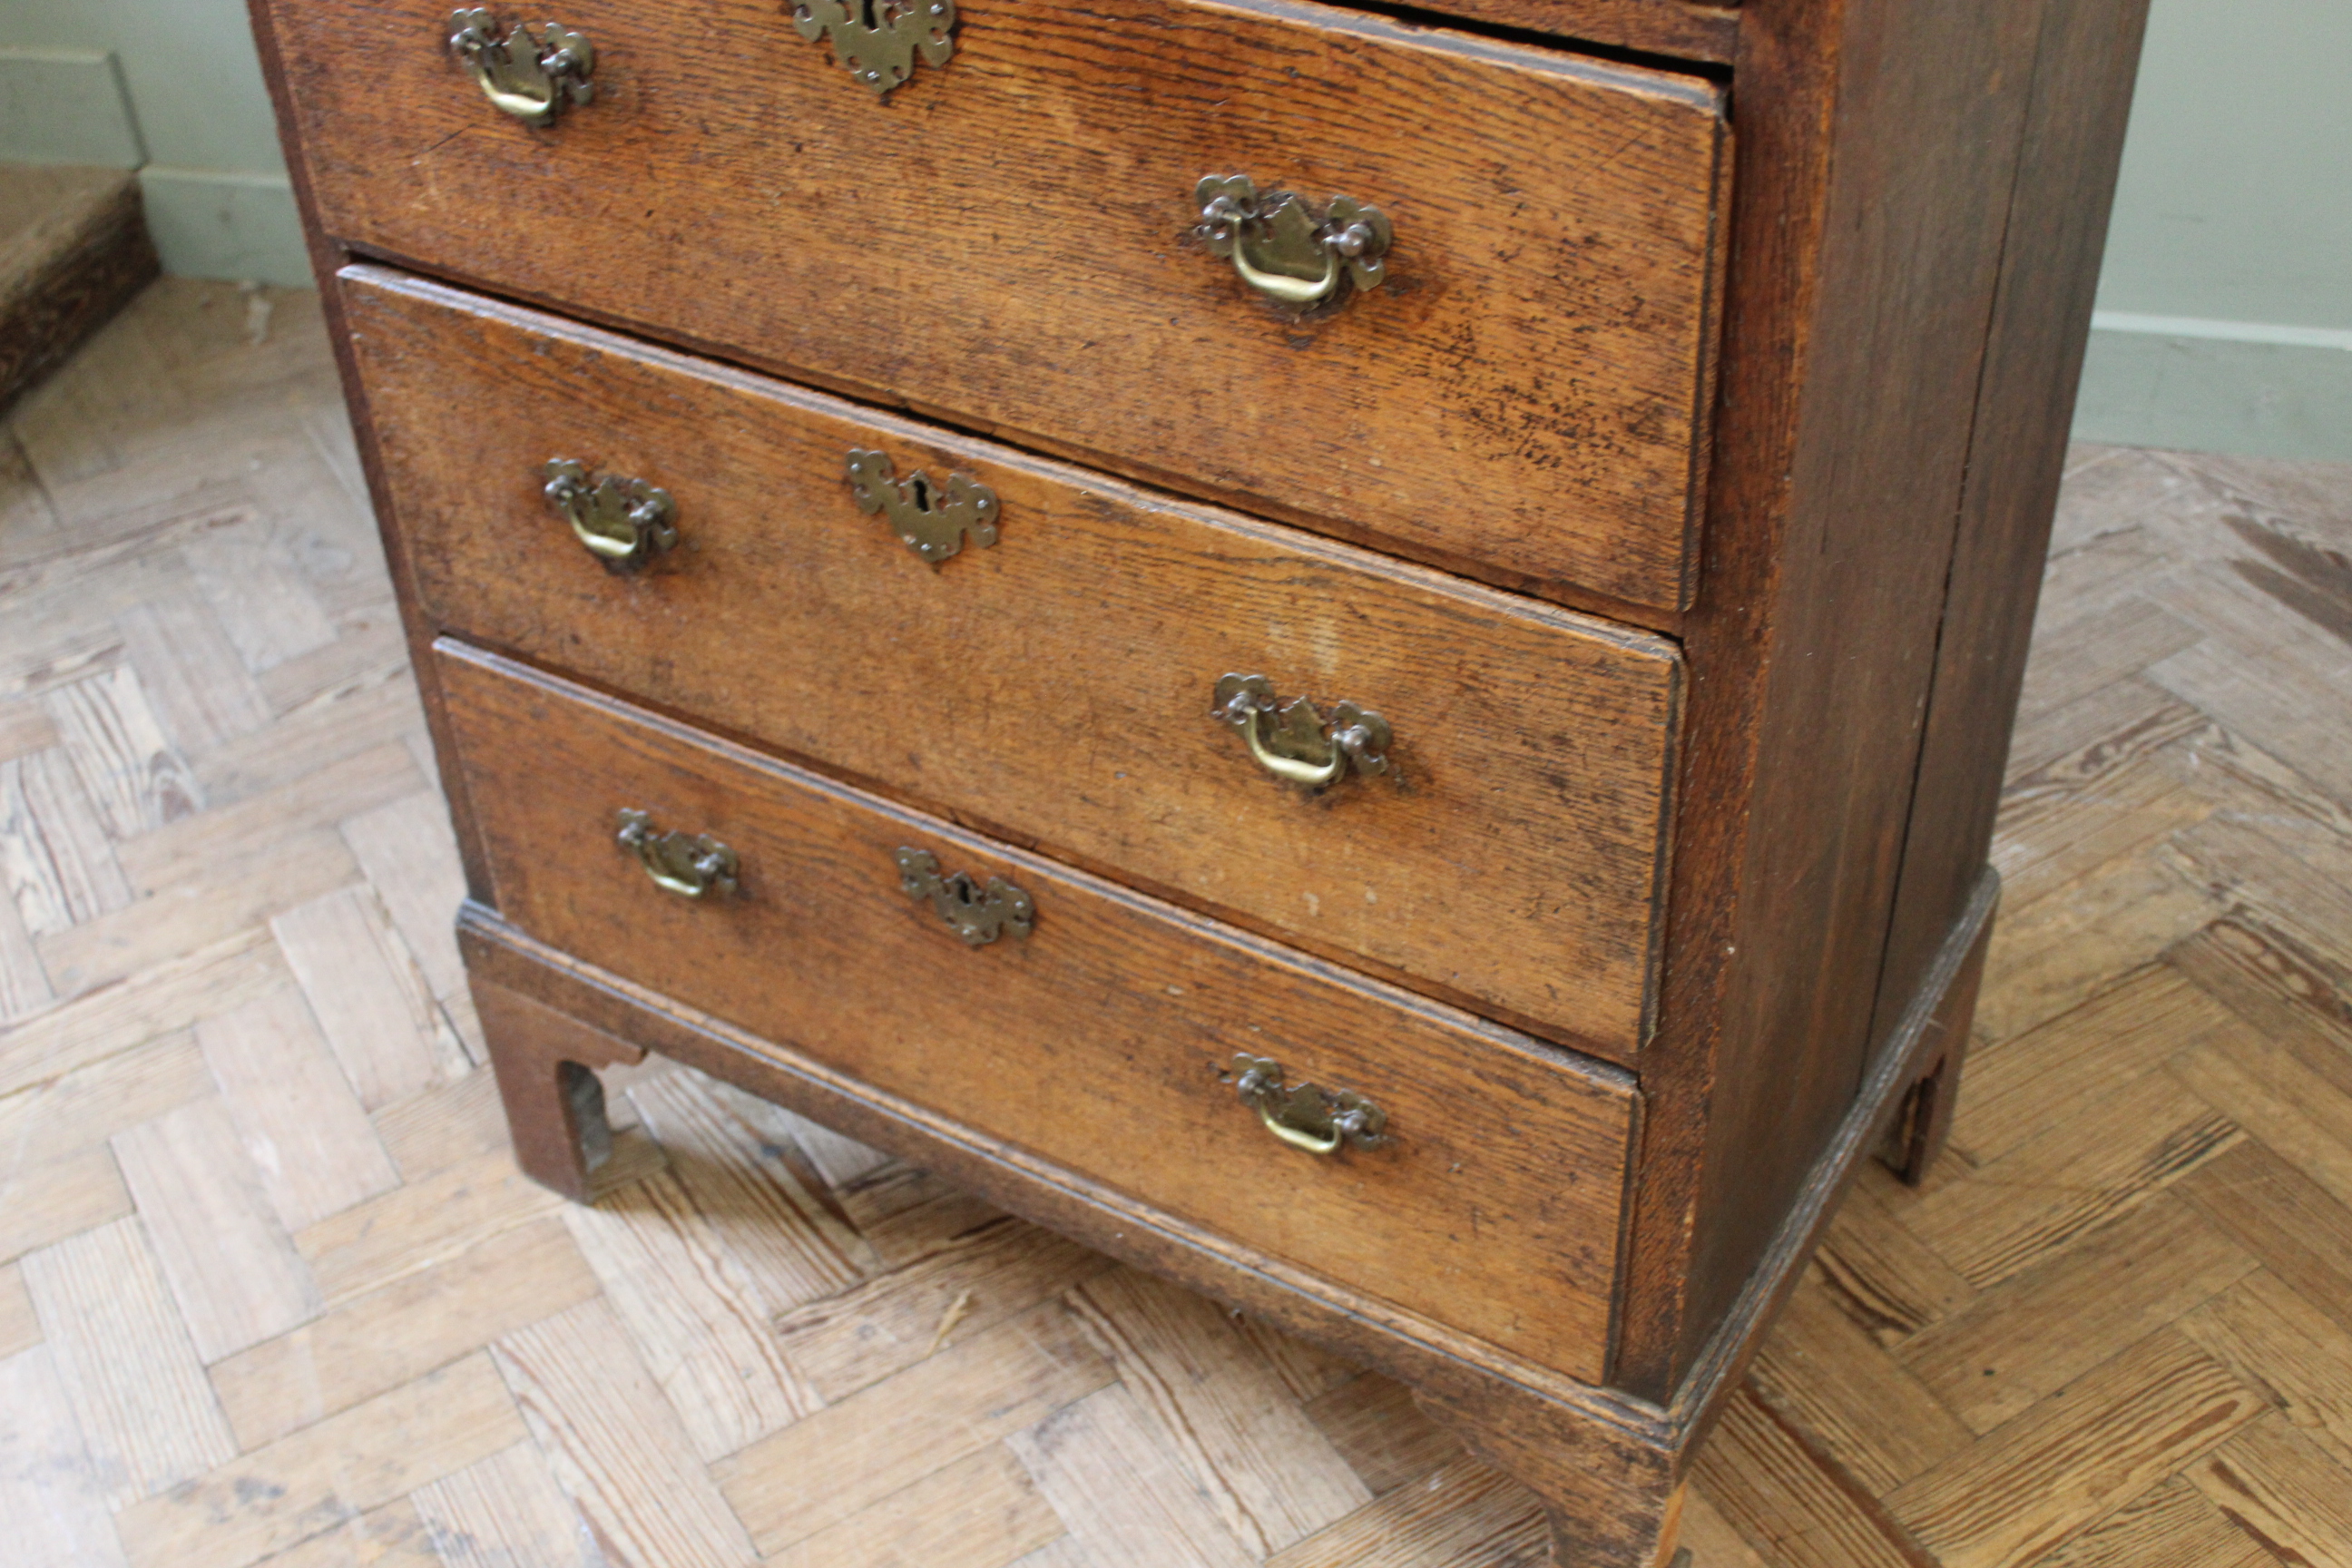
[1398,0,1740,64]
[6,281,2352,1561]
[345,266,1681,1061]
[264,0,1728,616]
[1612,0,2131,1400]
[1866,0,2152,1084]
[439,640,1637,1378]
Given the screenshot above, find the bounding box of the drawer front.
[352,268,1682,1061]
[270,0,1727,612]
[439,641,1635,1377]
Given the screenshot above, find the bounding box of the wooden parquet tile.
[3,279,2348,1566]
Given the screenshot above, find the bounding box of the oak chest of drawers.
[250,0,2148,1558]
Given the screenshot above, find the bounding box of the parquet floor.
[4,279,2349,1568]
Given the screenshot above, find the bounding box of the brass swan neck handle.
[1233,1054,1387,1155]
[1194,175,1390,311]
[1212,674,1391,789]
[447,10,594,126]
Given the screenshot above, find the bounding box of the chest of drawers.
[250,0,2148,1558]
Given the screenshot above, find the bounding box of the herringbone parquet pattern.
[4,279,2349,1568]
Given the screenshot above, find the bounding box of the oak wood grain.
[270,0,1728,614]
[344,265,1683,1061]
[1400,0,1739,64]
[440,639,1638,1378]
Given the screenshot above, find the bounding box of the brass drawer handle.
[1194,176,1391,311]
[448,9,594,125]
[895,848,1033,946]
[1211,674,1390,789]
[543,460,678,571]
[847,449,1001,564]
[617,809,739,899]
[793,0,957,97]
[1233,1054,1387,1156]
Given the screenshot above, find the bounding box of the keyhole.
[909,476,933,514]
[856,0,878,28]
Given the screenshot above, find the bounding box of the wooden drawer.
[438,640,1636,1377]
[269,0,1728,612]
[350,266,1682,1060]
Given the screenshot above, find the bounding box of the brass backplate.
[791,0,956,96]
[895,847,1032,945]
[847,448,1000,564]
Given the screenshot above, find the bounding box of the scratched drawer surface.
[351,267,1683,1061]
[439,641,1636,1377]
[270,0,1728,612]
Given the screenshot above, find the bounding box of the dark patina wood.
[440,639,1640,1381]
[344,266,1682,1062]
[1392,0,1740,65]
[257,0,1729,618]
[247,0,2146,1554]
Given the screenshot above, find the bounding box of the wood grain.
[773,1215,1110,1401]
[346,266,1683,1060]
[441,640,1637,1377]
[111,1097,324,1363]
[2,746,133,935]
[1397,0,1739,64]
[196,985,402,1231]
[114,1352,524,1568]
[43,664,201,837]
[407,1439,599,1568]
[1067,1267,1372,1556]
[274,0,1728,614]
[558,1164,822,1459]
[623,1071,868,1313]
[1886,1329,2260,1568]
[207,1214,597,1450]
[337,790,468,1004]
[2023,1475,2269,1568]
[1303,1373,1469,1496]
[2177,1269,2352,1478]
[1264,1456,1548,1568]
[0,1344,133,1568]
[716,1301,1113,1553]
[0,1142,132,1263]
[763,1443,1065,1568]
[1613,0,2114,1396]
[489,1298,759,1568]
[18,1216,239,1507]
[1010,1382,1260,1568]
[270,884,453,1110]
[1897,1194,2254,1436]
[2187,1415,2352,1568]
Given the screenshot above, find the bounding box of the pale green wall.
[0,0,308,284]
[2073,0,2352,460]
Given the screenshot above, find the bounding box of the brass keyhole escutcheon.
[616,810,739,899]
[1232,1054,1387,1156]
[542,460,679,572]
[447,9,595,125]
[847,448,1000,564]
[1193,175,1391,312]
[895,848,1033,946]
[1211,674,1391,790]
[791,0,957,96]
